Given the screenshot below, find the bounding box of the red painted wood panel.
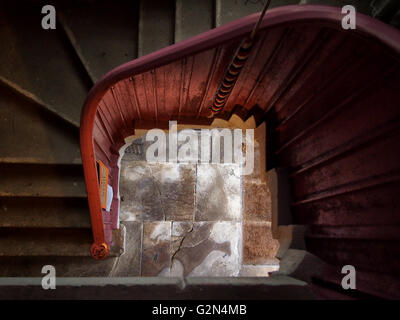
[273,31,350,121]
[278,71,400,168]
[180,50,216,118]
[161,59,184,119]
[121,78,143,120]
[292,130,400,199]
[131,72,154,119]
[96,108,116,145]
[226,27,287,113]
[293,181,400,226]
[93,146,111,167]
[277,55,394,153]
[245,26,321,113]
[306,237,400,275]
[197,41,241,118]
[102,91,127,133]
[80,5,400,287]
[112,81,136,127]
[98,100,123,143]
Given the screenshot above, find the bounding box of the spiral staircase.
[0,0,400,299]
[0,0,302,276]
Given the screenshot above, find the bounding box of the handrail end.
[90,242,110,260]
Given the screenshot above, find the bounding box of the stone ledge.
[0,275,316,300]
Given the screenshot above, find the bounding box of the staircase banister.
[80,5,400,260]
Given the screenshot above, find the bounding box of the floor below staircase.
[117,127,279,277]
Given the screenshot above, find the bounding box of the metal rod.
[208,0,272,117]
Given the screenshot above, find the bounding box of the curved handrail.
[80,5,400,259]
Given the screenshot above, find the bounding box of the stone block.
[119,162,196,221]
[142,221,171,276]
[110,222,142,276]
[243,181,271,222]
[119,163,164,221]
[151,163,196,221]
[171,222,241,277]
[243,222,279,265]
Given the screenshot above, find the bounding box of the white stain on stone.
[158,266,171,277]
[189,250,239,277]
[172,221,193,237]
[124,165,149,181]
[150,222,171,242]
[189,222,240,277]
[170,259,185,277]
[120,209,140,222]
[196,164,242,221]
[158,163,182,183]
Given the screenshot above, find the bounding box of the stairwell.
[0,0,297,277]
[0,0,399,300]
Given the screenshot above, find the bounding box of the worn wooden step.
[59,1,140,83]
[0,228,92,257]
[138,0,175,56]
[0,2,90,127]
[0,163,86,198]
[0,83,81,165]
[0,197,90,229]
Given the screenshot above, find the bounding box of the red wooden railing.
[80,3,400,275]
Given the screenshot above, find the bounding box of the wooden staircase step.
[175,0,214,43]
[0,228,92,257]
[0,197,90,229]
[0,2,90,127]
[0,163,86,198]
[59,1,140,83]
[0,83,81,165]
[138,0,175,57]
[215,1,306,27]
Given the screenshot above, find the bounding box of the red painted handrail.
[80,5,400,259]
